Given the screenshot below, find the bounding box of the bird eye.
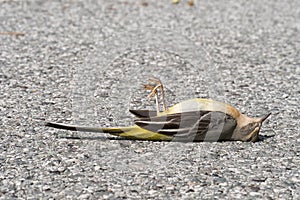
[240,122,258,135]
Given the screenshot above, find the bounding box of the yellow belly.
[119,125,173,141]
[161,98,241,118]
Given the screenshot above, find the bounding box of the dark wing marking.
[129,110,158,118]
[135,111,210,134]
[134,111,237,142]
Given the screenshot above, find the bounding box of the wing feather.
[134,111,237,141]
[129,110,157,118]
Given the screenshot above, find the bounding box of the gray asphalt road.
[1,0,299,199]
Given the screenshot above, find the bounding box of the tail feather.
[45,122,133,136]
[45,122,172,141]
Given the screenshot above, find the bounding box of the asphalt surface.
[1,0,299,199]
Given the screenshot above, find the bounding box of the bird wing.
[134,111,237,142]
[129,109,158,118]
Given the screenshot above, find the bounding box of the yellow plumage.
[163,98,240,118]
[118,125,172,141]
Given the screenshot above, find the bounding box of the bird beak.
[259,113,271,123]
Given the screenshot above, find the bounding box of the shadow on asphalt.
[58,134,275,142]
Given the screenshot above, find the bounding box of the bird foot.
[143,77,167,114]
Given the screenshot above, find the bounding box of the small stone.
[148,189,157,195]
[249,191,262,196]
[166,185,175,190]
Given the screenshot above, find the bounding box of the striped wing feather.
[134,111,237,141]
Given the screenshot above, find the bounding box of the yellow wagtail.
[46,77,270,142]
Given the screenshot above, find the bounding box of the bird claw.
[143,77,167,113]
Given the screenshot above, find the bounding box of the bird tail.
[45,122,172,141]
[45,122,134,136]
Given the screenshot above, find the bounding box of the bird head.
[233,113,271,142]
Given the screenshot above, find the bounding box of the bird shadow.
[58,134,275,143]
[59,135,128,141]
[258,134,275,142]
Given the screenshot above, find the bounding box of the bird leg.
[143,77,167,114]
